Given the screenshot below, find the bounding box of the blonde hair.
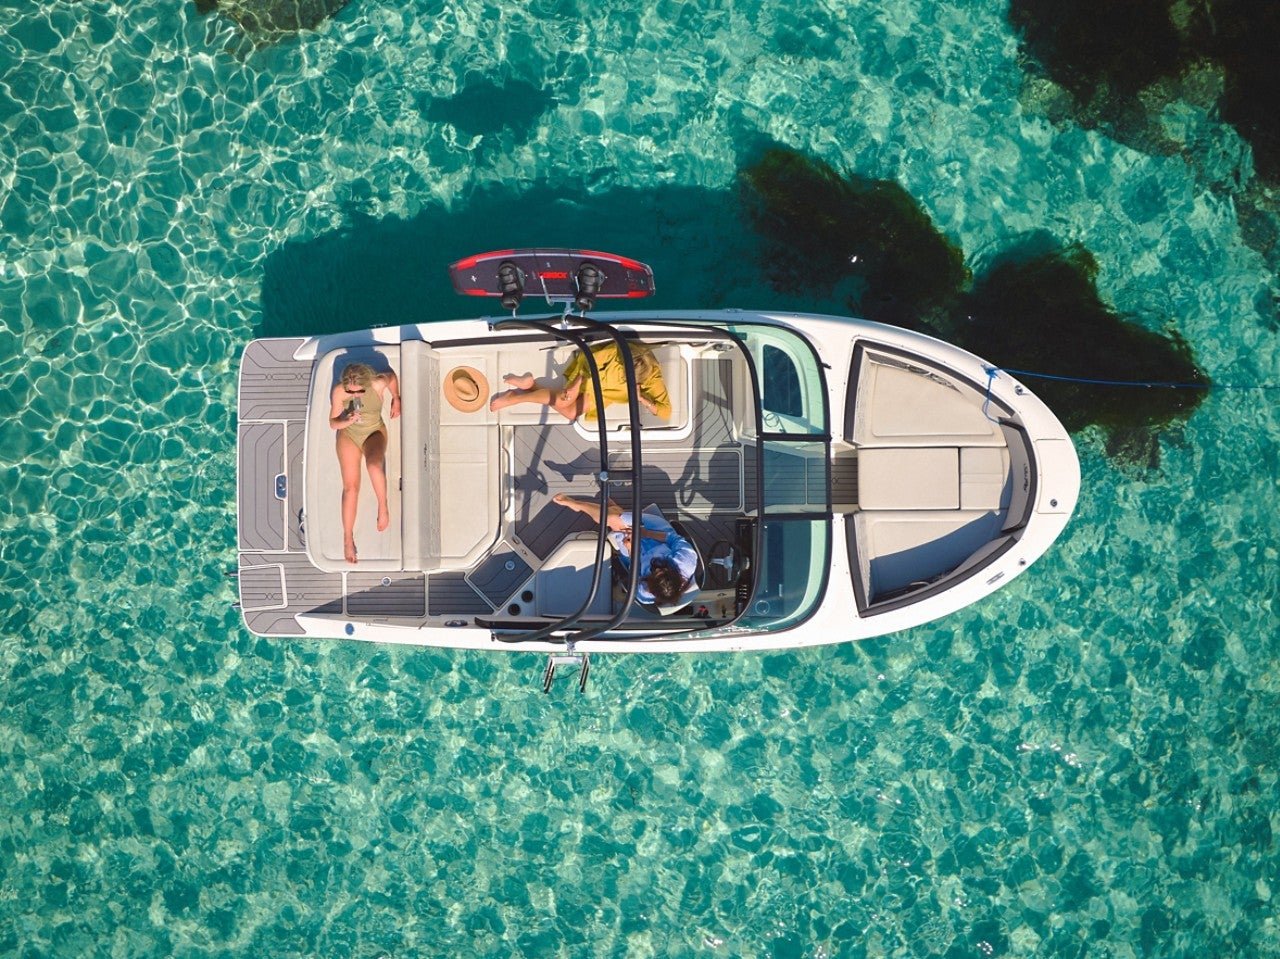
[340,363,376,390]
[633,350,656,382]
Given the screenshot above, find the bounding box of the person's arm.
[553,493,626,529]
[380,371,401,419]
[637,356,672,421]
[670,536,698,582]
[634,513,676,542]
[329,385,356,430]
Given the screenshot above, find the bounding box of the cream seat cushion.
[859,447,958,511]
[305,346,402,573]
[491,341,689,432]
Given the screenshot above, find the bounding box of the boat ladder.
[542,650,590,694]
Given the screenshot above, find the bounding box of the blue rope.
[984,366,1280,392]
[980,365,1278,422]
[982,366,1000,422]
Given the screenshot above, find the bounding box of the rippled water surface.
[2,1,1279,956]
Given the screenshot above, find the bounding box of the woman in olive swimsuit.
[329,362,401,564]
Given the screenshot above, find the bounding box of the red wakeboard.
[449,248,655,302]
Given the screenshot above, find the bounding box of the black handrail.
[489,316,644,644]
[486,314,827,644]
[490,319,614,644]
[555,317,645,643]
[611,318,770,629]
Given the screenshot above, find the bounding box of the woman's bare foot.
[553,492,572,506]
[377,503,390,532]
[489,389,518,412]
[344,537,358,564]
[503,372,536,390]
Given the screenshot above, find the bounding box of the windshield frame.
[474,314,834,643]
[612,317,834,640]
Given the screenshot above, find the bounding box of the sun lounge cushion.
[960,446,1009,511]
[852,360,1004,447]
[855,508,1006,598]
[859,447,959,510]
[305,346,402,573]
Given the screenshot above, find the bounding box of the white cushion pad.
[859,447,959,510]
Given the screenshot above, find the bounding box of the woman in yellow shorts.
[329,362,401,564]
[488,341,671,423]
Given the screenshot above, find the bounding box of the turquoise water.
[3,0,1279,955]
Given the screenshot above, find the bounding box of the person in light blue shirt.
[552,494,698,606]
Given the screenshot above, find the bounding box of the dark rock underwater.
[194,0,351,38]
[738,148,1210,465]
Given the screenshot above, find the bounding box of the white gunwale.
[235,308,1080,653]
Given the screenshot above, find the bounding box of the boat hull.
[235,310,1079,651]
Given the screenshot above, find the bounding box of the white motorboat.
[235,250,1079,687]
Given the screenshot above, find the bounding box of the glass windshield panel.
[737,519,830,632]
[762,344,803,417]
[724,323,827,435]
[762,440,829,514]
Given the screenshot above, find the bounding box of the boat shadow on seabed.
[260,146,1211,467]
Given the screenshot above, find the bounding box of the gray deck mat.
[238,339,310,554]
[511,357,746,563]
[347,572,427,618]
[468,545,533,608]
[239,422,287,552]
[832,451,858,506]
[239,551,343,635]
[240,349,754,632]
[427,572,493,616]
[607,448,743,513]
[237,340,348,633]
[287,423,306,551]
[239,339,310,421]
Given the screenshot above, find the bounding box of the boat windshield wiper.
[491,315,645,645]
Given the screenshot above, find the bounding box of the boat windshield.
[654,319,833,640]
[724,323,829,436]
[734,519,831,632]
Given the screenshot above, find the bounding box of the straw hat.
[443,365,489,413]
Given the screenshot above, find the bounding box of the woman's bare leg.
[337,431,363,563]
[363,429,390,532]
[489,385,554,412]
